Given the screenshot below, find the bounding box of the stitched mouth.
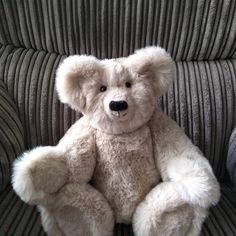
[111,111,127,118]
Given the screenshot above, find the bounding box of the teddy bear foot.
[133,203,194,236]
[38,206,66,236]
[132,183,208,236]
[39,183,114,236]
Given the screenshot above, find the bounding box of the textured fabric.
[0,185,45,236]
[0,1,235,234]
[0,44,235,181]
[0,0,236,61]
[201,184,236,236]
[162,60,236,181]
[0,184,235,236]
[0,44,82,149]
[227,128,236,186]
[0,80,24,192]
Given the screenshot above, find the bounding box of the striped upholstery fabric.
[162,60,236,181]
[0,44,235,181]
[0,80,24,192]
[0,0,236,235]
[0,185,45,236]
[0,184,235,236]
[201,184,236,236]
[0,0,236,60]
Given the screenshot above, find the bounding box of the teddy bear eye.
[125,82,132,88]
[100,86,107,92]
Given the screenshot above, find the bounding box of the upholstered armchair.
[0,0,235,235]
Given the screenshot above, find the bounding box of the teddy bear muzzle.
[109,100,129,119]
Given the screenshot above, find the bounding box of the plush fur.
[12,46,220,236]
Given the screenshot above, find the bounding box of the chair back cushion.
[0,44,235,181]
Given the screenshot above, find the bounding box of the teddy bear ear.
[55,55,103,111]
[125,46,174,96]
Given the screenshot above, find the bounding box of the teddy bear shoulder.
[57,116,95,150]
[148,110,192,150]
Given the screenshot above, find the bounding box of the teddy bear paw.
[12,146,67,204]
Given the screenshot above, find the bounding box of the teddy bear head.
[56,46,174,134]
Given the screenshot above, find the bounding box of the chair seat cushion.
[201,183,236,235]
[0,184,235,236]
[0,185,44,236]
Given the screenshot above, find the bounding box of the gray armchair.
[0,0,235,235]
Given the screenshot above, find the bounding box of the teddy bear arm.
[149,112,220,209]
[12,118,96,205]
[132,113,220,235]
[57,117,96,184]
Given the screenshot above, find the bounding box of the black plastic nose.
[109,101,128,111]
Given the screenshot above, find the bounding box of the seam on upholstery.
[1,42,235,62]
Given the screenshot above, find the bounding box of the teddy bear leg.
[132,183,207,236]
[38,206,65,236]
[48,183,114,236]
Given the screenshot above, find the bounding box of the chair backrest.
[0,0,236,60]
[0,0,235,181]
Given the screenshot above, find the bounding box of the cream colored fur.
[12,46,220,236]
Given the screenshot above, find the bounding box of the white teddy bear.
[12,46,220,236]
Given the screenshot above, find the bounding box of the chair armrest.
[0,80,24,192]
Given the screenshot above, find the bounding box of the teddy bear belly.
[92,126,160,223]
